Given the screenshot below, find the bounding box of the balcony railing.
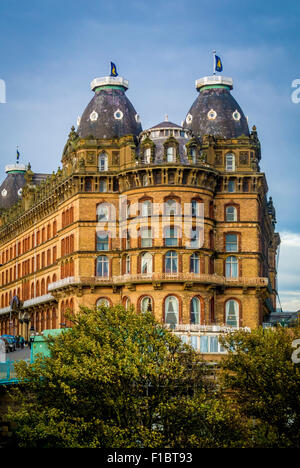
[165,324,251,333]
[23,294,56,309]
[48,274,268,291]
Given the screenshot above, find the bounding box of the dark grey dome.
[0,166,26,210]
[184,77,249,139]
[78,77,142,140]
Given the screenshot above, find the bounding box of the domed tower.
[0,164,27,212]
[78,76,142,141]
[183,76,249,139]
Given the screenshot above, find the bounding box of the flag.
[110,62,118,77]
[16,148,20,163]
[215,55,223,72]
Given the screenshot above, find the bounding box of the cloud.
[278,231,300,311]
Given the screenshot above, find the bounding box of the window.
[96,256,109,277]
[165,199,178,216]
[190,253,200,274]
[200,335,225,353]
[97,204,109,222]
[125,255,131,274]
[190,297,201,324]
[165,296,179,326]
[191,148,197,164]
[97,232,109,251]
[225,300,239,327]
[141,200,152,217]
[167,147,175,163]
[143,148,151,164]
[99,153,108,172]
[226,206,237,222]
[226,153,235,172]
[141,228,152,248]
[165,226,179,247]
[141,296,153,313]
[96,298,110,308]
[99,180,107,193]
[228,180,236,193]
[141,253,153,275]
[226,256,238,278]
[165,251,178,274]
[191,200,201,217]
[225,234,238,252]
[142,174,148,186]
[190,228,201,248]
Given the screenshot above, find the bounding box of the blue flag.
[215,55,223,72]
[110,62,118,77]
[16,148,20,162]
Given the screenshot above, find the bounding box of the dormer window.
[191,148,197,164]
[99,153,108,172]
[143,148,151,164]
[226,153,235,172]
[167,147,175,163]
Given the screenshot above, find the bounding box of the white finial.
[165,114,168,122]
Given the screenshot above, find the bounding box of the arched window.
[190,297,201,324]
[165,296,179,326]
[165,199,178,216]
[190,253,200,274]
[97,204,109,222]
[99,153,108,172]
[167,146,175,163]
[165,251,178,274]
[225,256,239,278]
[141,200,152,217]
[140,296,153,313]
[96,256,109,277]
[226,153,235,172]
[226,206,238,222]
[96,298,110,308]
[141,252,153,275]
[225,300,239,327]
[123,296,131,310]
[97,231,109,251]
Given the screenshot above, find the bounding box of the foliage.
[219,325,300,448]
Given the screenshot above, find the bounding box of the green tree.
[219,325,300,448]
[8,305,211,448]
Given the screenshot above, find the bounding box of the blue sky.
[0,0,299,310]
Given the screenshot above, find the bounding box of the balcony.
[23,294,56,309]
[165,324,251,333]
[48,274,268,291]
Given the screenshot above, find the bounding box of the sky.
[0,0,299,310]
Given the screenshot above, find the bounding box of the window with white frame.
[190,252,200,274]
[125,255,131,274]
[96,256,109,277]
[226,153,235,172]
[143,148,151,164]
[141,296,153,313]
[165,296,179,326]
[226,206,237,222]
[165,226,179,247]
[141,200,152,217]
[165,251,178,274]
[190,297,201,324]
[96,232,109,251]
[96,298,110,308]
[225,256,238,278]
[99,153,108,172]
[167,146,175,163]
[225,299,239,327]
[225,233,238,252]
[141,252,153,274]
[141,228,152,248]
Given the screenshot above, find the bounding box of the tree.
[8,305,220,448]
[219,325,300,448]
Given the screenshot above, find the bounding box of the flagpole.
[212,50,216,75]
